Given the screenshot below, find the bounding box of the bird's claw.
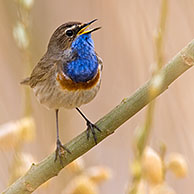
[86,120,101,144]
[54,139,71,165]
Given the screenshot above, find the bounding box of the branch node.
[181,53,194,66]
[25,182,34,192]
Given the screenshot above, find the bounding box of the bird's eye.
[65,29,73,37]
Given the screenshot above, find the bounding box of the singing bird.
[21,19,102,162]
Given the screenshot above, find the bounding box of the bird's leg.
[54,109,70,165]
[76,107,101,144]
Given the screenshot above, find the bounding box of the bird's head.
[47,19,100,54]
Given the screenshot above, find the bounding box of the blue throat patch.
[64,33,98,83]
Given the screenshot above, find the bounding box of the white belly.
[33,79,101,109]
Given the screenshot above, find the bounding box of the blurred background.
[0,0,194,193]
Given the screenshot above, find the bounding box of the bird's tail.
[20,77,30,85]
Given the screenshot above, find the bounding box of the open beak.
[77,19,101,35]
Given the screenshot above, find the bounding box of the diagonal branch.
[3,39,194,194]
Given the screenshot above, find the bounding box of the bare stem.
[2,39,194,194]
[128,2,168,193]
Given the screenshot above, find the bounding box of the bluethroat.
[21,19,102,163]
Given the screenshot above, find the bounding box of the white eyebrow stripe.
[66,25,77,31]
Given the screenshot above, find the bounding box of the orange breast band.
[56,70,100,91]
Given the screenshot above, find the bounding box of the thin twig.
[128,1,168,193]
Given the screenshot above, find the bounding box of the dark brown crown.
[48,22,81,53]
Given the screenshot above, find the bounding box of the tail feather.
[20,77,30,85]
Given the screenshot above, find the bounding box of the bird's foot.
[86,120,101,144]
[54,139,71,165]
